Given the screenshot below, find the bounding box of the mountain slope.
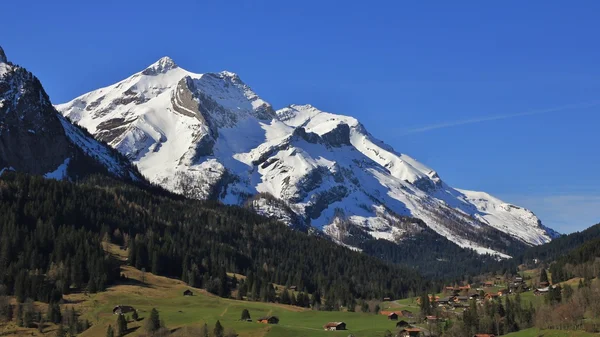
[0,46,142,181]
[57,57,557,257]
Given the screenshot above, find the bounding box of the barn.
[323,322,346,331]
[112,305,136,315]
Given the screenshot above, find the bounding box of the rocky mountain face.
[0,46,142,181]
[57,57,558,257]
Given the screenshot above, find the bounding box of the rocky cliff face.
[0,46,142,181]
[57,57,558,257]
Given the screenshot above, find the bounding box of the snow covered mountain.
[57,57,558,257]
[0,46,141,181]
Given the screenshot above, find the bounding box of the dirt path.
[220,306,229,317]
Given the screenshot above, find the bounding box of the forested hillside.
[0,173,434,309]
[549,234,600,283]
[520,223,600,264]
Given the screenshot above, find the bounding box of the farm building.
[474,334,495,337]
[323,322,346,331]
[398,327,421,337]
[396,320,410,328]
[183,289,193,296]
[257,316,279,324]
[289,286,297,291]
[437,296,455,305]
[112,305,136,315]
[401,310,414,318]
[387,312,398,320]
[455,296,469,303]
[485,293,499,301]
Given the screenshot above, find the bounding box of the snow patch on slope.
[44,158,70,180]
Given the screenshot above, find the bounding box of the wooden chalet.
[497,289,509,296]
[534,287,549,296]
[257,316,279,324]
[112,305,136,315]
[485,293,499,301]
[323,322,346,331]
[387,312,399,320]
[455,296,469,303]
[401,310,414,318]
[383,297,392,301]
[483,281,494,287]
[426,315,442,323]
[437,296,455,305]
[396,320,411,328]
[540,281,550,287]
[398,327,421,337]
[183,289,193,296]
[474,334,496,337]
[289,286,297,291]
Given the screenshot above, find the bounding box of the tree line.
[0,173,434,310]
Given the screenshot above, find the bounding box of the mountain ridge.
[56,56,558,257]
[0,46,143,182]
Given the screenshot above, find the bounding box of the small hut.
[323,322,346,331]
[257,316,279,324]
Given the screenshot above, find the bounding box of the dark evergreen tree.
[240,309,251,321]
[148,308,160,333]
[539,269,549,284]
[117,314,127,337]
[106,324,114,337]
[214,320,224,337]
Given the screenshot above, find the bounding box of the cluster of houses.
[378,310,425,336]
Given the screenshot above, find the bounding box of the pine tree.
[132,310,138,321]
[106,324,114,337]
[147,308,160,332]
[419,293,431,316]
[214,320,224,337]
[55,324,67,337]
[199,323,209,337]
[539,269,549,284]
[240,309,251,321]
[47,302,62,324]
[117,314,127,337]
[281,289,291,304]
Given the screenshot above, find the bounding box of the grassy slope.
[66,265,401,337]
[503,327,598,337]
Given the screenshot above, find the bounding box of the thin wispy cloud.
[402,101,600,135]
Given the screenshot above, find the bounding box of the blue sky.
[2,1,599,233]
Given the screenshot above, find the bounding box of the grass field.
[60,265,407,337]
[503,327,598,337]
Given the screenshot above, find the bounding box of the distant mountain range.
[53,55,558,257]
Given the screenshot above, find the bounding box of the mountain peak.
[142,56,178,75]
[0,46,7,63]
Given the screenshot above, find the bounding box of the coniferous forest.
[0,173,434,308]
